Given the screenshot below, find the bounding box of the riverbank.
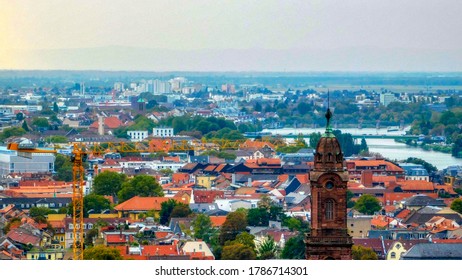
[395,139,453,155]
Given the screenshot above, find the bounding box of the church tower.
[305,105,352,260]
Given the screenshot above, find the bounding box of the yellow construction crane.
[7,137,289,259]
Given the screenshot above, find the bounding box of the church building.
[305,106,353,260]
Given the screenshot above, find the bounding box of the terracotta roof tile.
[114,196,185,211]
[210,216,227,227]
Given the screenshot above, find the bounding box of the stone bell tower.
[305,105,352,260]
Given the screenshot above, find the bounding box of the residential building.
[153,127,174,137]
[127,130,149,142]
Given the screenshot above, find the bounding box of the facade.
[305,108,353,260]
[127,130,149,142]
[153,127,174,137]
[380,93,396,107]
[0,147,55,176]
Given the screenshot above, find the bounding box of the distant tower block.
[98,115,104,135]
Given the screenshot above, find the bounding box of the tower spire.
[324,91,334,137]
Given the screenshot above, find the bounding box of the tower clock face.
[325,181,334,189]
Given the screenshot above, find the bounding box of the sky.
[1,0,462,71]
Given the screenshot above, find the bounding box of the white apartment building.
[152,127,174,137]
[127,130,149,142]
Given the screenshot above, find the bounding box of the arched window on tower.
[325,199,335,220]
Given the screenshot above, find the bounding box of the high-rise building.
[380,93,396,107]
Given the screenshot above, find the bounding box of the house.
[386,240,430,260]
[192,190,225,204]
[346,159,404,180]
[26,245,65,260]
[401,194,446,210]
[114,196,187,220]
[399,163,430,182]
[401,243,462,259]
[181,241,215,260]
[89,116,125,134]
[347,216,372,238]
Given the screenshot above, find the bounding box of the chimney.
[232,174,236,184]
[247,177,252,187]
[361,170,373,187]
[98,115,104,135]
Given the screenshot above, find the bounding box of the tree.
[280,234,305,259]
[309,132,321,148]
[452,135,462,158]
[360,138,368,153]
[170,203,192,219]
[354,194,382,215]
[450,198,462,214]
[22,120,30,132]
[219,211,248,245]
[83,245,123,260]
[16,112,24,121]
[254,102,262,112]
[404,157,437,174]
[84,228,99,247]
[0,127,26,141]
[93,171,127,197]
[352,245,378,260]
[53,154,73,182]
[84,194,111,217]
[45,135,68,143]
[159,199,180,225]
[3,217,22,234]
[257,236,278,260]
[233,232,256,250]
[285,217,302,232]
[53,102,59,113]
[117,174,163,202]
[32,117,49,128]
[247,208,269,227]
[347,190,356,208]
[221,243,256,260]
[192,214,214,242]
[29,207,56,218]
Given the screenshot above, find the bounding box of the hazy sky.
[1,0,462,71]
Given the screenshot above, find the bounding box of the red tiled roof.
[215,164,227,172]
[399,180,435,191]
[295,174,309,184]
[210,216,227,227]
[395,209,412,220]
[114,196,185,211]
[6,229,40,246]
[142,244,179,256]
[172,173,190,184]
[204,165,217,172]
[239,140,275,150]
[106,234,135,244]
[90,116,124,129]
[154,231,172,239]
[193,190,224,203]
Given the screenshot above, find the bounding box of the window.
[390,252,396,259]
[69,224,74,229]
[325,199,335,220]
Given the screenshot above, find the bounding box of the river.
[262,127,462,171]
